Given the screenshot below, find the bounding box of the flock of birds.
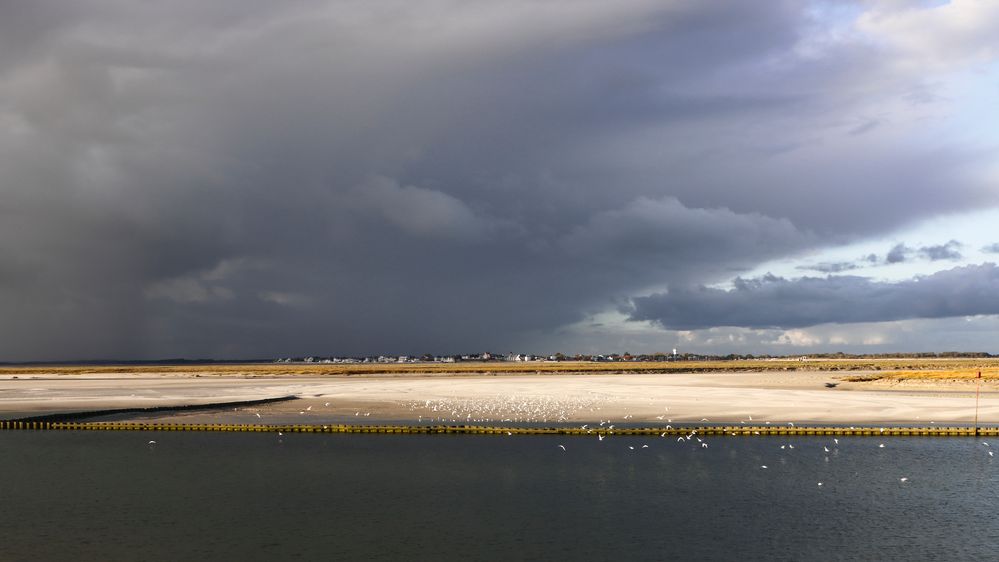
[403,395,606,424]
[547,430,999,488]
[400,395,998,488]
[147,393,998,487]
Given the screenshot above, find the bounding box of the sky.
[1,0,999,361]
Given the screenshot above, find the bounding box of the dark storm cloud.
[885,243,912,264]
[918,240,962,261]
[796,262,860,274]
[881,241,963,264]
[631,263,999,331]
[981,243,999,254]
[797,240,963,273]
[1,1,998,359]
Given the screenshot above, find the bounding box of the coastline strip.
[0,421,995,437]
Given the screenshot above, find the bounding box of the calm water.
[2,432,998,561]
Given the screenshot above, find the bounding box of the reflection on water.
[1,432,997,561]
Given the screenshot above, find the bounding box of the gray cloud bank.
[1,1,998,359]
[796,240,965,274]
[632,263,999,330]
[886,240,964,264]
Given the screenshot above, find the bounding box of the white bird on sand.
[255,413,261,418]
[558,444,566,451]
[306,406,312,411]
[325,402,330,407]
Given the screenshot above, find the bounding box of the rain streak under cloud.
[1,0,999,360]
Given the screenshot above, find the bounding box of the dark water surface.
[2,432,998,561]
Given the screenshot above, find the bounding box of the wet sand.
[1,370,998,425]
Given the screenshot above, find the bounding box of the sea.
[2,431,997,561]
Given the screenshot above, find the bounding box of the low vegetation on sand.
[841,367,999,383]
[3,357,999,378]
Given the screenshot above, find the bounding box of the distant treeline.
[1,351,994,367]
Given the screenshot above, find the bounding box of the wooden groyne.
[0,420,995,437]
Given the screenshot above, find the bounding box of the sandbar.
[1,370,997,425]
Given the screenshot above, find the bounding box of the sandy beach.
[2,370,998,425]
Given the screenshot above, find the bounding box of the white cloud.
[858,0,999,69]
[770,329,822,347]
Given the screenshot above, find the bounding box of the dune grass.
[841,368,999,383]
